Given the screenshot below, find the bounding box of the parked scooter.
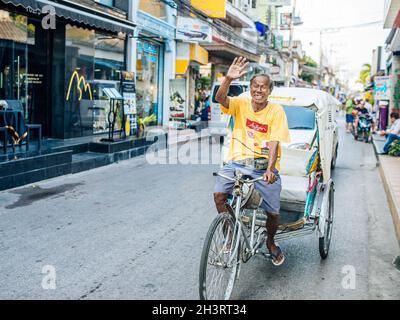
[354,114,372,143]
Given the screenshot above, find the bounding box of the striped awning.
[0,0,136,35]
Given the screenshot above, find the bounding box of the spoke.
[204,217,238,300]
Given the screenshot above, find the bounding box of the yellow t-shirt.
[222,97,291,171]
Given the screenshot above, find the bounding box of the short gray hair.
[250,74,274,90]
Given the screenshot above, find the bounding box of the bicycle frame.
[227,193,268,267]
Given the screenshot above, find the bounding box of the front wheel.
[319,183,334,259]
[199,213,240,300]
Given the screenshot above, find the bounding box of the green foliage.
[301,72,314,83]
[358,63,371,85]
[302,56,318,67]
[300,56,318,83]
[199,76,211,88]
[389,140,400,157]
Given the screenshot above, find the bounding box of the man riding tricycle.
[199,57,339,300]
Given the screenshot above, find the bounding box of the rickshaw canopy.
[269,87,341,183]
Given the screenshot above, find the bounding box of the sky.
[280,0,390,90]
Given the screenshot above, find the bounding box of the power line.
[294,20,383,33]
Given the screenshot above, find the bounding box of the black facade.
[0,0,133,139]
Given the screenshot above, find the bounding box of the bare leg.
[266,213,284,264]
[214,192,228,214]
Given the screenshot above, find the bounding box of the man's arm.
[264,141,279,184]
[215,77,233,109]
[215,57,249,110]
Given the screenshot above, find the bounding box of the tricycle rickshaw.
[199,87,340,300]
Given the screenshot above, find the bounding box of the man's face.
[250,77,271,104]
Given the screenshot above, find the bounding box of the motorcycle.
[354,114,372,143]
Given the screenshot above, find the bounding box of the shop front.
[174,42,209,122]
[0,0,135,139]
[136,38,162,129]
[135,9,175,130]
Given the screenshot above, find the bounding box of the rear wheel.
[199,213,240,300]
[331,144,338,170]
[319,184,334,259]
[364,132,370,143]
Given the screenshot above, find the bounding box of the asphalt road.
[0,119,399,300]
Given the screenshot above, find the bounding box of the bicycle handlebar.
[213,172,264,184]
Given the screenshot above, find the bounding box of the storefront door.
[0,11,52,137]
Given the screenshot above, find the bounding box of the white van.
[209,81,250,138]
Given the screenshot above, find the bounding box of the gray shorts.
[214,161,282,214]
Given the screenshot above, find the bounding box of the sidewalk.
[373,134,400,246]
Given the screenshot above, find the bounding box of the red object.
[246,119,268,133]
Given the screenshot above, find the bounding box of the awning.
[176,43,209,75]
[0,0,136,35]
[202,41,261,64]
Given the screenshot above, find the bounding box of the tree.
[300,55,318,83]
[358,63,371,85]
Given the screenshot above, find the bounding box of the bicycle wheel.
[319,183,334,259]
[199,213,240,300]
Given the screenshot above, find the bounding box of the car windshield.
[212,85,248,103]
[283,106,316,130]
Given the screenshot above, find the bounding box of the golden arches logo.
[66,70,93,101]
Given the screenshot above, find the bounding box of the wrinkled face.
[250,76,271,104]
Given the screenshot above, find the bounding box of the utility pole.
[285,0,297,87]
[319,29,323,89]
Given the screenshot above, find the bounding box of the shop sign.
[121,71,138,135]
[191,0,226,18]
[280,13,292,30]
[66,70,93,101]
[268,0,292,6]
[374,76,391,100]
[176,17,211,43]
[270,66,280,75]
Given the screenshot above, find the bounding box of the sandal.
[268,245,285,267]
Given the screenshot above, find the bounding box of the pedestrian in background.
[345,96,355,133]
[379,112,400,154]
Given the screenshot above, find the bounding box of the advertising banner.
[121,71,137,136]
[374,76,391,100]
[280,13,292,30]
[176,17,212,42]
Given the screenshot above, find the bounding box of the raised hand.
[226,57,249,81]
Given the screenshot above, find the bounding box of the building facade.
[0,0,135,139]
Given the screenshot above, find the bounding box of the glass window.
[211,85,248,103]
[136,40,160,126]
[283,106,316,130]
[65,25,125,137]
[95,0,115,7]
[139,0,167,21]
[0,11,28,112]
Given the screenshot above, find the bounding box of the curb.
[378,157,400,247]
